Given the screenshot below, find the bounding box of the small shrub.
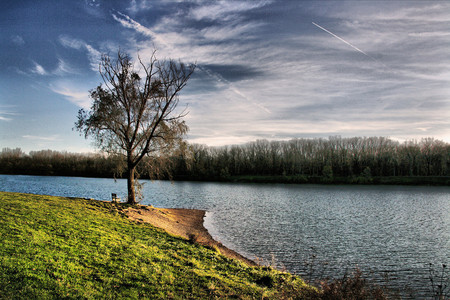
[255,274,274,288]
[429,263,449,300]
[187,233,199,244]
[319,268,388,300]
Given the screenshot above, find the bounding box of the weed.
[319,268,388,300]
[302,247,329,285]
[429,263,449,300]
[300,248,399,299]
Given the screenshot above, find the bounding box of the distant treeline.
[1,136,450,185]
[0,149,119,178]
[171,136,450,185]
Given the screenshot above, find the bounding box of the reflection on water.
[1,175,449,298]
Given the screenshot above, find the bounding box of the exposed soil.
[124,205,256,266]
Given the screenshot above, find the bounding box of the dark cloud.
[202,64,263,82]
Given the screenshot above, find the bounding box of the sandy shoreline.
[124,205,256,266]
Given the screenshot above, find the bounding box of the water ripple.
[1,175,449,299]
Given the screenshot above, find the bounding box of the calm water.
[1,174,449,298]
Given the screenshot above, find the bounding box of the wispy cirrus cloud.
[126,0,153,14]
[29,58,78,76]
[59,35,102,71]
[189,0,271,21]
[112,12,168,46]
[112,7,271,116]
[0,104,18,122]
[0,111,17,122]
[111,1,450,145]
[408,31,450,38]
[113,1,266,64]
[49,80,91,109]
[31,62,48,75]
[54,58,78,75]
[22,134,62,141]
[200,22,262,42]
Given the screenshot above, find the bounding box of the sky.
[1,0,449,153]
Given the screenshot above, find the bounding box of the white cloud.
[200,22,262,41]
[49,81,91,109]
[0,115,13,121]
[59,35,84,49]
[22,135,62,141]
[54,59,78,75]
[85,0,100,8]
[0,106,18,122]
[85,45,102,71]
[29,58,78,76]
[113,3,268,64]
[409,31,450,38]
[126,0,153,14]
[323,2,450,23]
[113,1,450,145]
[112,11,175,51]
[189,0,271,21]
[31,62,48,75]
[59,35,101,71]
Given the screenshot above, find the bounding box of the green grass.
[0,192,317,299]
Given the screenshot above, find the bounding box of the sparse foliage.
[319,268,388,300]
[429,263,449,300]
[76,51,195,204]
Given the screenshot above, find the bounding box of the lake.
[1,174,449,298]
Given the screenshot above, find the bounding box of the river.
[1,174,449,298]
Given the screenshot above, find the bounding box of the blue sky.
[1,0,449,153]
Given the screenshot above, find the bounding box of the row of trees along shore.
[1,136,449,185]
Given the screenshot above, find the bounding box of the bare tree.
[76,50,195,204]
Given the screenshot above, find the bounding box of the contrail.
[312,22,376,61]
[197,65,272,114]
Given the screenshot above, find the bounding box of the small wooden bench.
[111,193,121,203]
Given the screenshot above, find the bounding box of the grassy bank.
[0,192,318,299]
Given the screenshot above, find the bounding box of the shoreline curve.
[124,204,257,266]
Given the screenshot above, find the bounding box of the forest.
[1,136,449,185]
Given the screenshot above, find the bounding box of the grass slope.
[0,192,317,299]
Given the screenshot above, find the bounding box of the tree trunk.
[127,165,136,205]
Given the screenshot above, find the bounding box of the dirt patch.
[124,205,256,266]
